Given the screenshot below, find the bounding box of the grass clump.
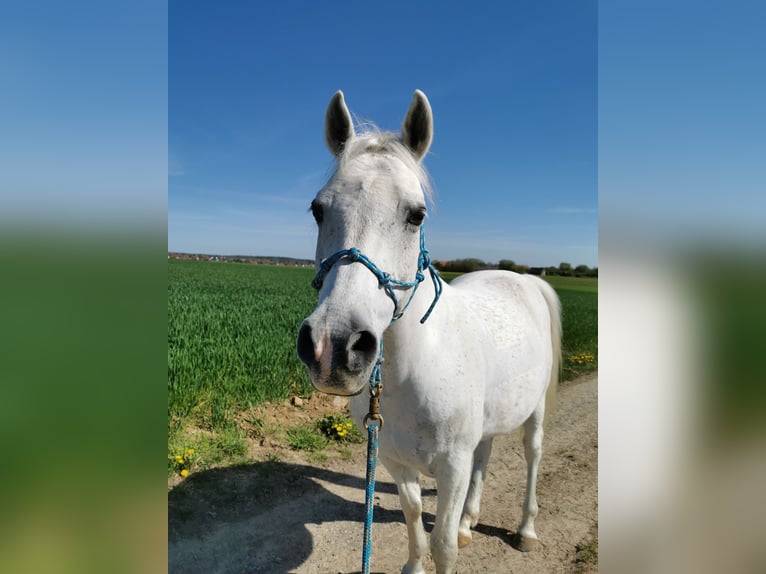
[573,537,598,573]
[168,427,248,477]
[308,451,329,463]
[286,424,328,452]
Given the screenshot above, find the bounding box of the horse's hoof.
[457,527,473,548]
[512,533,541,552]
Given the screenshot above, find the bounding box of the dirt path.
[169,373,597,573]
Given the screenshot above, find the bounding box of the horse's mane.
[335,125,434,205]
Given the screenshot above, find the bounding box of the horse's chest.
[380,425,445,477]
[384,398,480,473]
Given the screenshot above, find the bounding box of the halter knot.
[347,247,362,261]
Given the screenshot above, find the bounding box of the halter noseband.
[311,225,443,324]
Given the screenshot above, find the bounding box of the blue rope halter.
[312,225,442,325]
[310,225,443,574]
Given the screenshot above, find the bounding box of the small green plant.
[244,415,265,438]
[318,414,364,443]
[168,427,249,478]
[168,446,197,478]
[214,429,248,458]
[308,451,328,463]
[287,424,328,452]
[573,537,598,573]
[339,447,354,461]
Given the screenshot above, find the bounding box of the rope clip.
[363,384,384,430]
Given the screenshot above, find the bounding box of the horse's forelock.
[336,127,434,206]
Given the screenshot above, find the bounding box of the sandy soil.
[168,373,597,573]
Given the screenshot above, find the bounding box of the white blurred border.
[599,2,766,571]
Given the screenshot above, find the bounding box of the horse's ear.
[401,89,433,161]
[325,90,355,157]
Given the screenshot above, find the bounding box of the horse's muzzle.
[296,321,378,396]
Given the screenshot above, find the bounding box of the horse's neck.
[384,276,451,363]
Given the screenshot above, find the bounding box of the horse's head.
[297,90,434,396]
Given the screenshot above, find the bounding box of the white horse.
[297,90,561,574]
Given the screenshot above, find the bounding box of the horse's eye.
[407,208,426,227]
[310,201,324,224]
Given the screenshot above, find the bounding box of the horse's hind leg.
[514,400,545,552]
[458,438,493,547]
[385,458,428,574]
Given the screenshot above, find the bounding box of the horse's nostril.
[296,323,315,366]
[350,330,377,355]
[347,330,378,372]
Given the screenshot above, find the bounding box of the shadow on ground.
[169,460,437,573]
[169,459,531,573]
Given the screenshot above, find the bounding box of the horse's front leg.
[384,458,428,574]
[431,453,472,574]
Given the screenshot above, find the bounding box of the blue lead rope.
[310,224,443,574]
[362,420,380,574]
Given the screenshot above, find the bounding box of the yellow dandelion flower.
[180,469,189,477]
[175,455,183,462]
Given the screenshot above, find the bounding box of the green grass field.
[553,283,598,378]
[168,260,316,432]
[540,274,599,293]
[168,261,597,462]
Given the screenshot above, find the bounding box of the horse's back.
[450,270,551,325]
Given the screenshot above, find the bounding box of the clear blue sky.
[0,1,167,232]
[169,1,597,268]
[599,1,765,250]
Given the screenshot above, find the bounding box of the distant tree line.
[433,258,487,273]
[434,259,597,277]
